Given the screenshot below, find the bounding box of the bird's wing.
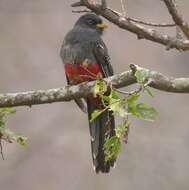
[93,40,114,77]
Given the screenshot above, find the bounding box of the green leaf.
[109,101,127,117]
[127,94,158,121]
[135,103,158,121]
[144,87,154,97]
[102,95,110,102]
[0,108,16,129]
[135,69,149,84]
[102,90,120,105]
[94,79,107,97]
[116,122,130,138]
[0,108,16,114]
[127,94,140,114]
[104,136,121,162]
[16,136,27,146]
[90,109,103,122]
[0,128,27,146]
[111,90,120,100]
[109,90,121,105]
[0,120,5,129]
[127,93,140,105]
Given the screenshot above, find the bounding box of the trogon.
[60,13,115,173]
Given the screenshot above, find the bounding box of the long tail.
[87,97,116,173]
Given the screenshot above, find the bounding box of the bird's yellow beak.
[96,23,108,29]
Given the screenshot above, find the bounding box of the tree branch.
[127,17,176,28]
[101,0,107,10]
[0,65,189,108]
[71,0,189,51]
[163,0,189,39]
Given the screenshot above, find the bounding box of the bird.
[60,13,115,173]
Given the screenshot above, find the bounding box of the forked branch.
[71,0,189,51]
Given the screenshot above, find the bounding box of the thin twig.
[176,26,183,39]
[72,9,91,13]
[120,0,127,17]
[71,0,189,51]
[114,79,152,96]
[163,0,189,39]
[101,0,107,10]
[127,17,176,27]
[114,88,131,95]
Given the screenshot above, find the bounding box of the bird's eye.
[87,19,95,25]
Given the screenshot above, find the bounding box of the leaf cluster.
[91,69,158,162]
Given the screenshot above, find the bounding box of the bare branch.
[163,0,189,39]
[101,0,107,10]
[127,17,176,28]
[71,1,84,7]
[0,65,189,108]
[71,0,189,51]
[72,9,91,13]
[120,0,126,17]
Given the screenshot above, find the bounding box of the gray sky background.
[0,1,189,190]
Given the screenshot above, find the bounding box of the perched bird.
[60,13,115,173]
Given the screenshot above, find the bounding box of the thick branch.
[71,0,189,51]
[163,0,189,39]
[0,66,189,108]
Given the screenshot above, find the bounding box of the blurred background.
[0,0,189,189]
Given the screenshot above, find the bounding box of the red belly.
[64,63,101,84]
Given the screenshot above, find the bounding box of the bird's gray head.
[74,13,108,35]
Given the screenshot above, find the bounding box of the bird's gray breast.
[60,28,99,64]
